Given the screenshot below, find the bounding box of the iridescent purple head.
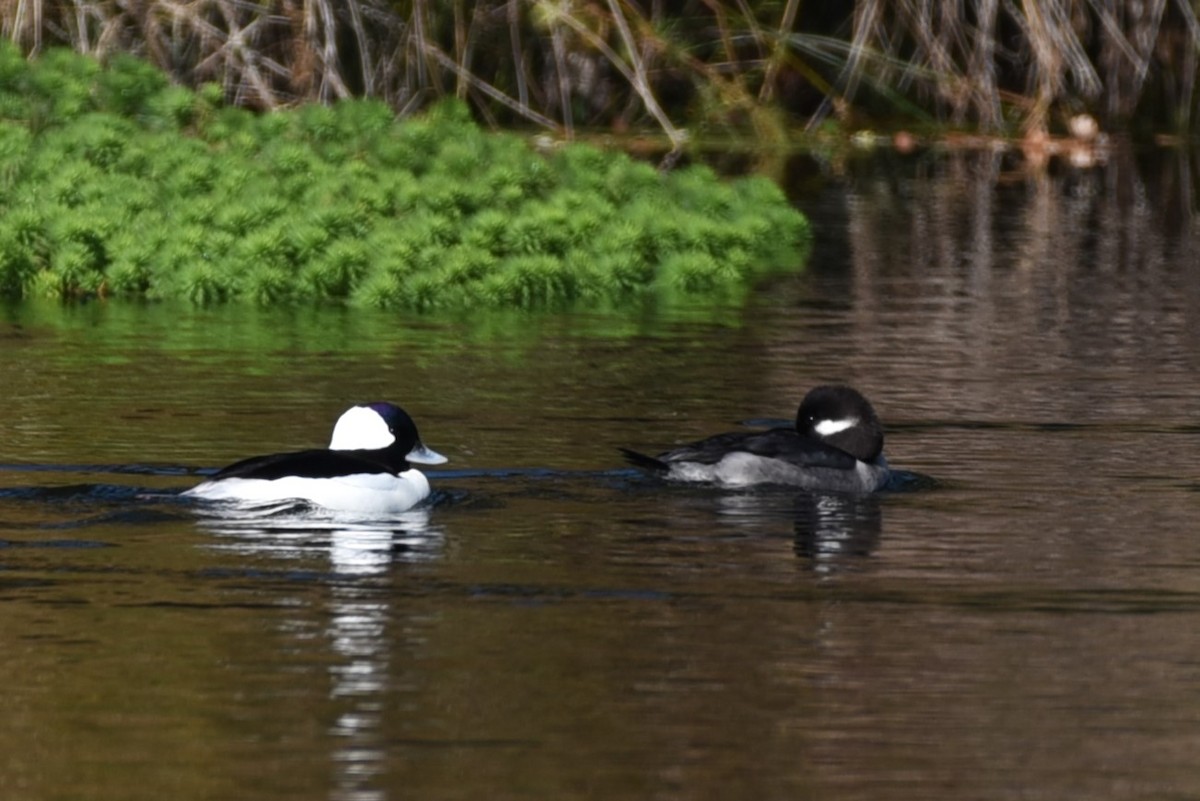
[329,402,447,465]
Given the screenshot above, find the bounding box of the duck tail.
[618,447,669,472]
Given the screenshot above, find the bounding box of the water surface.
[3,147,1200,800]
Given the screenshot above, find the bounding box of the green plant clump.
[0,45,809,310]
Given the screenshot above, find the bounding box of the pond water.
[3,146,1200,800]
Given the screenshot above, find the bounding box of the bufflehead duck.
[620,385,890,493]
[185,402,447,514]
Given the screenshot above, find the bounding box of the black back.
[618,447,671,472]
[207,447,406,482]
[656,428,859,470]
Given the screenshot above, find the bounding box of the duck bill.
[407,441,448,465]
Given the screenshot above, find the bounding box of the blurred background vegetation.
[0,0,1194,144]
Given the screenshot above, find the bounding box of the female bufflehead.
[620,385,890,493]
[185,402,447,514]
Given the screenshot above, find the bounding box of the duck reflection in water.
[194,502,444,573]
[191,501,441,801]
[791,492,883,569]
[711,490,882,570]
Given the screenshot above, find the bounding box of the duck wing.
[205,448,399,482]
[660,428,858,470]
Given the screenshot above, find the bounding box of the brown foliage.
[2,0,1195,138]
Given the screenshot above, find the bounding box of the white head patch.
[329,406,395,451]
[815,417,857,437]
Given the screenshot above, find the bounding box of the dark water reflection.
[3,146,1200,799]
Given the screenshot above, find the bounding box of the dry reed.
[0,0,1195,140]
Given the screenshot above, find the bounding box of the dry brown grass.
[1,0,1196,139]
[836,0,1199,133]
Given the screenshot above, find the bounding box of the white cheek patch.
[815,417,857,437]
[329,406,396,450]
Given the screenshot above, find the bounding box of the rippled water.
[3,147,1200,800]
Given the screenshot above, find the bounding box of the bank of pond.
[0,45,808,311]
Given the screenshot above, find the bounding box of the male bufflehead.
[620,385,890,493]
[185,402,447,514]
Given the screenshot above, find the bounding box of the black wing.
[619,447,670,472]
[659,428,858,470]
[205,448,399,481]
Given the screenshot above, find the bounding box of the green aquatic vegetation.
[0,45,808,309]
[0,228,38,294]
[95,54,169,120]
[304,239,370,299]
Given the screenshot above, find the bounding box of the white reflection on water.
[790,493,883,569]
[196,504,443,572]
[327,583,388,801]
[196,504,442,801]
[703,489,885,572]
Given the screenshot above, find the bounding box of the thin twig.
[550,0,686,151]
[760,0,800,103]
[548,10,574,137]
[422,41,561,130]
[507,0,528,109]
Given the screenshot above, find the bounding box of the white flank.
[329,406,396,450]
[186,469,432,514]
